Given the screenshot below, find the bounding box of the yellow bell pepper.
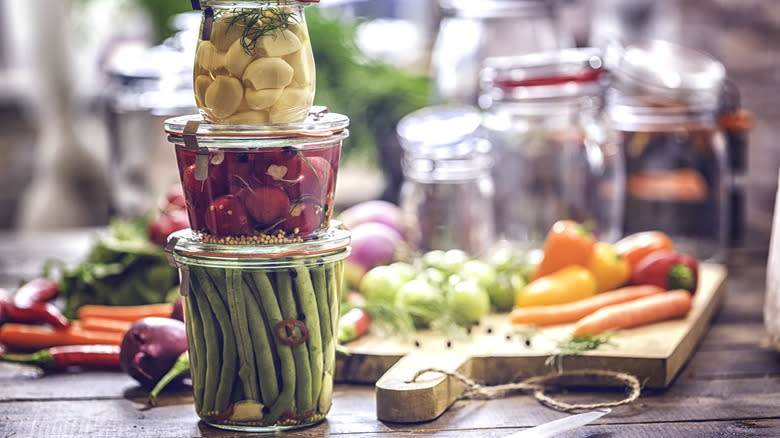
[587,242,631,293]
[515,265,597,308]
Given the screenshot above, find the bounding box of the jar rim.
[166,224,350,268]
[164,108,349,140]
[196,0,319,8]
[440,0,553,18]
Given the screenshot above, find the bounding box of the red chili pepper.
[0,300,70,330]
[337,308,371,343]
[0,344,121,371]
[13,278,59,308]
[631,251,699,294]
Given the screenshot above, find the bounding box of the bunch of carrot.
[512,222,697,335]
[0,278,175,369]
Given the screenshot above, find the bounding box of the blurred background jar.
[766,167,780,351]
[479,48,623,252]
[103,13,198,219]
[604,39,731,262]
[396,106,495,256]
[430,0,573,106]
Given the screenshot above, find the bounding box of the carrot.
[572,289,693,336]
[78,317,133,334]
[76,303,174,323]
[0,323,124,351]
[510,285,664,326]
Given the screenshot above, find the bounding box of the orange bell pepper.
[532,220,595,281]
[613,231,674,270]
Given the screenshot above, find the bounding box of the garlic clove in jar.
[269,88,313,123]
[259,29,301,57]
[205,75,244,119]
[225,111,270,125]
[283,44,315,88]
[196,41,225,73]
[287,21,310,43]
[245,88,283,110]
[225,38,255,77]
[194,75,213,106]
[242,58,294,90]
[211,17,246,52]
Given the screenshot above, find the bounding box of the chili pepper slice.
[274,319,309,346]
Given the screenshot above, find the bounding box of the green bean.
[225,268,260,401]
[293,266,323,407]
[325,264,341,348]
[277,269,313,415]
[184,279,205,411]
[249,271,296,424]
[188,273,219,415]
[311,265,334,376]
[242,275,280,407]
[192,266,237,414]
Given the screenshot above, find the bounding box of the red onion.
[338,200,408,239]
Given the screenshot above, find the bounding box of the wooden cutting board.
[334,263,727,423]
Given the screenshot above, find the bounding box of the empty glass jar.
[479,48,624,250]
[397,106,495,256]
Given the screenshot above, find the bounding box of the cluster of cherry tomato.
[174,145,339,239]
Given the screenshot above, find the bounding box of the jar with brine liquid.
[192,1,319,124]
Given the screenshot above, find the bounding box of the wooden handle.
[375,350,473,423]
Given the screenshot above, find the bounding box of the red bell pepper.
[631,251,699,294]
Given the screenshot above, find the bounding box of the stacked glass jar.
[163,1,350,432]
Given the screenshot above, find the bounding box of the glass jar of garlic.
[193,1,318,124]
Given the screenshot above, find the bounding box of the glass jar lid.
[605,39,725,105]
[480,47,604,104]
[397,105,484,159]
[166,224,350,269]
[165,107,349,147]
[192,0,319,9]
[440,0,554,18]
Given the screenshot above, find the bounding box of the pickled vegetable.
[183,260,343,429]
[194,7,315,124]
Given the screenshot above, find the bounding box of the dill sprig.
[545,334,614,373]
[216,6,298,56]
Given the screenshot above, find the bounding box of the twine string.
[408,368,641,412]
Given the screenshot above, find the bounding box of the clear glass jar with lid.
[605,39,729,262]
[191,0,319,124]
[479,48,624,250]
[430,0,573,106]
[396,106,495,256]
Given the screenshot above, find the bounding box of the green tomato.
[459,259,497,291]
[360,265,404,304]
[490,271,526,312]
[395,278,444,328]
[418,267,448,288]
[440,249,470,275]
[388,262,418,284]
[448,279,490,325]
[421,250,446,269]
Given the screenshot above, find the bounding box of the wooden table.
[1,229,779,437]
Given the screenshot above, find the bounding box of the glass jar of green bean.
[165,225,350,432]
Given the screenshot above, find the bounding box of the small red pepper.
[13,278,59,308]
[0,344,121,371]
[337,308,371,343]
[631,251,699,294]
[0,300,70,330]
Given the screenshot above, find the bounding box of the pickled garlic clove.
[205,75,244,119]
[242,57,294,90]
[194,75,213,106]
[225,38,256,77]
[228,400,265,422]
[269,88,313,123]
[258,29,301,57]
[245,88,283,110]
[225,111,270,125]
[287,21,310,43]
[196,41,225,73]
[211,17,246,52]
[284,44,315,88]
